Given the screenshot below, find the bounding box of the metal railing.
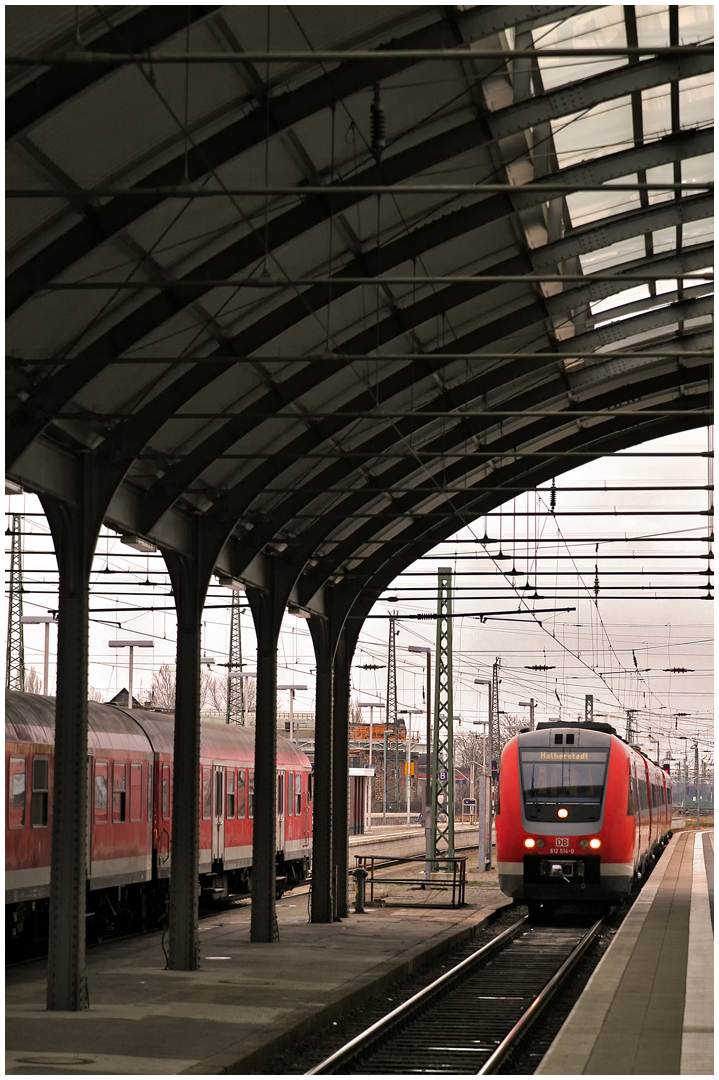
[354,852,466,907]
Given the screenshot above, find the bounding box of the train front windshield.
[520,749,609,801]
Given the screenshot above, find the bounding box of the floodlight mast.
[475,679,493,871]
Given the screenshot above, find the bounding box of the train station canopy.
[5,4,713,616]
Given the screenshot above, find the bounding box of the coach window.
[295,772,302,815]
[202,766,212,820]
[249,769,255,819]
[237,769,246,819]
[161,763,171,820]
[130,763,142,822]
[94,761,109,824]
[226,770,236,819]
[627,763,635,816]
[287,772,293,817]
[148,762,152,822]
[113,763,127,823]
[32,757,50,827]
[8,757,26,828]
[307,773,313,804]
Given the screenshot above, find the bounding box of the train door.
[277,771,285,851]
[212,765,225,865]
[87,754,93,880]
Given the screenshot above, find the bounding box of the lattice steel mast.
[6,514,25,692]
[491,657,501,770]
[225,590,245,725]
[386,614,399,809]
[431,568,454,859]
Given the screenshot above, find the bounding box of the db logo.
[554,837,570,847]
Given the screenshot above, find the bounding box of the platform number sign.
[439,770,448,782]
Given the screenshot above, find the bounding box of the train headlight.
[524,837,536,848]
[557,808,568,819]
[589,838,602,850]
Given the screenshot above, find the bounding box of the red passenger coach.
[496,721,672,912]
[6,691,313,953]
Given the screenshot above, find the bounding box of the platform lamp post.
[227,670,257,726]
[108,639,154,709]
[677,735,688,811]
[475,679,493,870]
[518,699,535,731]
[20,614,57,695]
[277,684,307,743]
[408,646,432,809]
[358,702,381,828]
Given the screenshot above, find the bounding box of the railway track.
[306,914,605,1074]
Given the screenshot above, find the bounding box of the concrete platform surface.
[538,830,714,1076]
[6,881,510,1075]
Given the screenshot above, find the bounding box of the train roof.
[6,692,311,768]
[535,720,617,736]
[6,691,152,752]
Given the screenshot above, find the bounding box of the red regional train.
[6,691,312,951]
[496,720,672,912]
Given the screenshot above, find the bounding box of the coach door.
[277,771,285,851]
[87,754,93,879]
[212,766,225,865]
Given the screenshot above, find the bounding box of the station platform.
[538,829,714,1076]
[5,865,510,1075]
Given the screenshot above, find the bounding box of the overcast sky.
[7,427,713,770]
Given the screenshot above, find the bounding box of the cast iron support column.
[41,488,103,1011]
[332,628,351,919]
[310,616,333,922]
[246,577,286,942]
[164,544,213,970]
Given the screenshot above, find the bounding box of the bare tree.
[498,712,524,750]
[25,667,41,695]
[350,697,362,725]
[244,677,257,713]
[150,663,176,710]
[88,685,106,703]
[454,730,488,775]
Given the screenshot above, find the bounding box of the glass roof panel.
[682,153,713,184]
[565,184,638,229]
[635,6,670,48]
[532,8,627,91]
[579,235,646,274]
[653,227,677,254]
[678,4,714,44]
[551,99,633,171]
[645,163,675,206]
[682,217,714,247]
[591,285,651,317]
[642,85,672,141]
[679,74,714,130]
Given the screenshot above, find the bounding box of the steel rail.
[17,272,715,289]
[305,915,529,1074]
[477,917,606,1074]
[6,45,713,66]
[12,351,711,364]
[8,181,712,198]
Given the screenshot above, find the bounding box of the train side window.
[113,763,127,823]
[249,770,255,819]
[226,769,236,819]
[287,772,293,817]
[307,773,313,803]
[162,763,171,820]
[277,772,284,814]
[94,760,108,824]
[32,757,50,827]
[202,766,212,820]
[148,762,152,822]
[295,772,302,815]
[237,768,246,816]
[9,757,26,829]
[627,763,635,816]
[130,762,142,822]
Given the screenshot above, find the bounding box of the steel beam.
[331,627,351,920]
